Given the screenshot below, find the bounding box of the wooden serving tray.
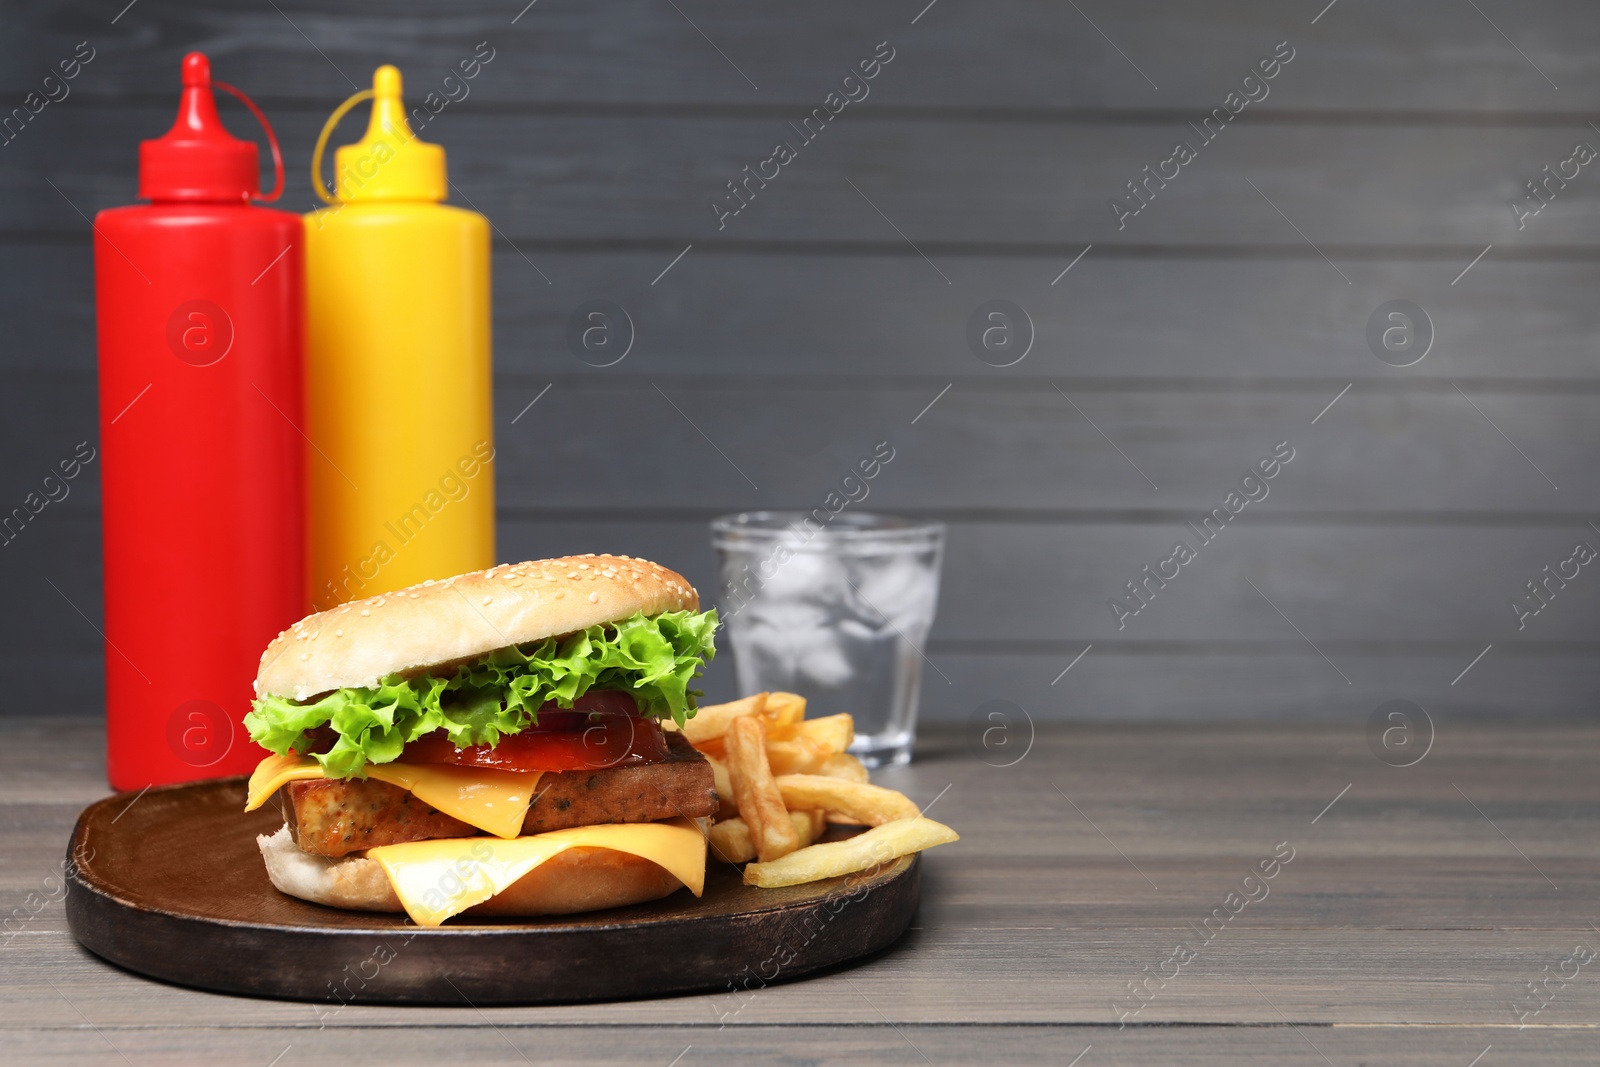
[64,777,919,1005]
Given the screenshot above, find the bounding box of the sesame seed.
[360,609,370,617]
[422,579,434,586]
[578,564,589,571]
[482,596,493,606]
[554,591,566,599]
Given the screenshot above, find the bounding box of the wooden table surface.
[4,716,1596,1065]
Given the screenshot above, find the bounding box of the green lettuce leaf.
[243,609,717,778]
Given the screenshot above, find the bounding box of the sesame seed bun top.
[254,555,700,701]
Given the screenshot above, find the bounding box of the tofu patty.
[285,732,716,857]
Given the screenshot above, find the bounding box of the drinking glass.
[710,511,945,767]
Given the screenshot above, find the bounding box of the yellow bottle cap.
[331,66,446,202]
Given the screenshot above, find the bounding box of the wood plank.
[5,373,1599,517]
[14,109,1600,246]
[9,722,1598,913]
[6,0,1598,111]
[14,837,1600,935]
[9,513,1600,650]
[468,383,1600,515]
[6,1025,1596,1066]
[11,245,1600,382]
[9,515,1600,717]
[486,252,1600,382]
[13,836,1599,934]
[944,646,1600,720]
[2,720,1596,1031]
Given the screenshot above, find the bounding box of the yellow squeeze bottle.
[305,65,494,609]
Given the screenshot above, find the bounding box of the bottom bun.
[257,824,685,917]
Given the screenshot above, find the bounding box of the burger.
[241,555,719,926]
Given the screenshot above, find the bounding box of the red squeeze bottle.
[94,53,305,789]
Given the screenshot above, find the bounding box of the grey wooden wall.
[3,1,1598,724]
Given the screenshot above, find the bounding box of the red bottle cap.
[139,52,258,202]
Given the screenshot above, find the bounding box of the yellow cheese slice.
[246,751,323,808]
[368,817,707,927]
[244,753,542,840]
[363,762,541,841]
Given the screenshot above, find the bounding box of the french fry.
[817,752,870,783]
[726,715,800,862]
[765,714,855,775]
[707,818,753,864]
[681,692,769,745]
[796,810,820,847]
[774,774,920,827]
[798,713,853,752]
[708,812,817,864]
[704,752,733,801]
[686,690,958,888]
[764,739,825,776]
[764,691,807,726]
[814,754,872,822]
[703,753,740,819]
[743,817,959,888]
[763,721,799,742]
[682,691,809,745]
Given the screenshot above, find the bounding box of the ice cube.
[851,552,937,633]
[734,597,855,688]
[755,539,848,604]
